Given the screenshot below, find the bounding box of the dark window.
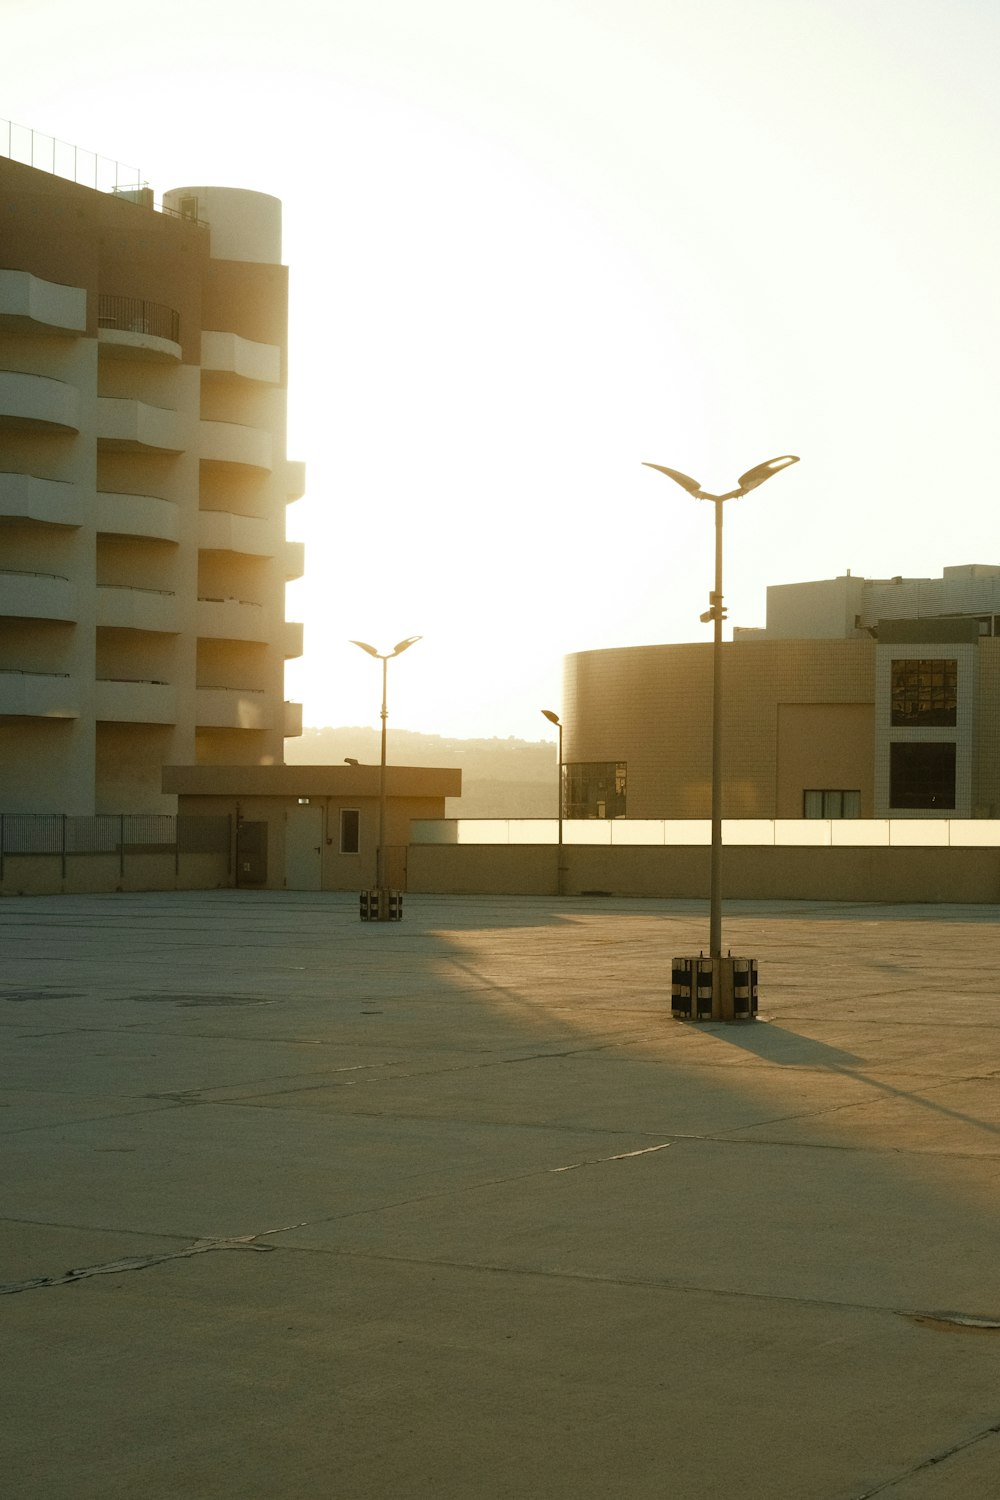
[340,808,360,854]
[890,659,957,726]
[564,762,626,819]
[803,790,861,818]
[889,743,956,809]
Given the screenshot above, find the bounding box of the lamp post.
[349,635,421,919]
[643,455,798,1017]
[541,709,564,894]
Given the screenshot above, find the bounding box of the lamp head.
[391,635,422,657]
[736,455,800,494]
[541,709,561,727]
[642,462,704,496]
[349,639,380,658]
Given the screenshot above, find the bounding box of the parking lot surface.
[3,890,1000,1498]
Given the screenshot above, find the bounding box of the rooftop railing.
[1,117,141,194]
[1,118,207,226]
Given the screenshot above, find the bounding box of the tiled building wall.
[563,639,875,819]
[976,639,1000,816]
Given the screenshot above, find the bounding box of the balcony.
[197,596,268,642]
[96,585,179,633]
[97,491,179,543]
[0,372,79,432]
[284,460,306,501]
[98,294,181,363]
[201,331,280,385]
[282,620,304,660]
[0,269,86,335]
[0,669,78,719]
[199,420,272,473]
[283,540,305,581]
[283,700,303,738]
[97,397,186,452]
[95,678,176,724]
[0,473,82,528]
[0,570,76,622]
[198,509,275,557]
[196,687,271,730]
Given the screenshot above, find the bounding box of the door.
[284,804,323,890]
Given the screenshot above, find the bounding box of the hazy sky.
[5,0,999,740]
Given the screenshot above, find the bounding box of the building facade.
[562,566,1000,821]
[0,150,305,814]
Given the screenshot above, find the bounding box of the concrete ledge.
[408,843,1000,902]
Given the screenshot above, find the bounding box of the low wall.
[407,844,1000,904]
[0,851,231,897]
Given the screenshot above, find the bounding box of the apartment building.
[0,148,304,814]
[561,566,1000,821]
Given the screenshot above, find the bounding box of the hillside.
[286,727,559,818]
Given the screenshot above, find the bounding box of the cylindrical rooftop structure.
[162,186,281,265]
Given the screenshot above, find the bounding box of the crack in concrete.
[548,1142,671,1172]
[0,1223,305,1296]
[850,1416,1000,1497]
[903,1310,1000,1333]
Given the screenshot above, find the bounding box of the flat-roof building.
[0,142,305,814]
[562,566,1000,821]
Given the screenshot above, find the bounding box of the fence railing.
[0,813,232,877]
[1,117,207,226]
[1,117,141,193]
[98,294,180,343]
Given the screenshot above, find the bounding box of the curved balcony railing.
[98,294,179,343]
[0,668,76,719]
[0,568,76,621]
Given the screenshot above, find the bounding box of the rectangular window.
[803,790,861,818]
[339,808,360,854]
[890,659,957,726]
[564,762,627,819]
[889,742,956,809]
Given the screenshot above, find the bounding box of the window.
[339,808,360,854]
[889,743,956,809]
[803,790,861,819]
[564,762,626,819]
[890,659,957,726]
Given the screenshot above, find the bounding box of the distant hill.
[286,727,559,817]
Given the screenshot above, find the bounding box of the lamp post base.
[360,888,403,922]
[671,955,758,1022]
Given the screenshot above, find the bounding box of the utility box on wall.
[236,820,267,885]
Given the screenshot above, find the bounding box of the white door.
[285,804,323,890]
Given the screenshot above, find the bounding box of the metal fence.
[0,814,232,877]
[1,117,207,226]
[1,116,141,194]
[98,294,180,343]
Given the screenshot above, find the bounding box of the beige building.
[562,566,1000,821]
[0,146,305,814]
[165,762,462,893]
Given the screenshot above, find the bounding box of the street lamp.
[643,455,799,1018]
[349,635,421,920]
[541,709,564,894]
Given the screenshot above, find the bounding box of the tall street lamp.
[643,455,799,1018]
[349,635,421,920]
[541,709,564,894]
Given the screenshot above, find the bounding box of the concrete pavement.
[2,890,1000,1498]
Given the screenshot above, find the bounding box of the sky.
[4,0,999,740]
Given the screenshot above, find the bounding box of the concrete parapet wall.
[0,851,230,896]
[407,844,1000,903]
